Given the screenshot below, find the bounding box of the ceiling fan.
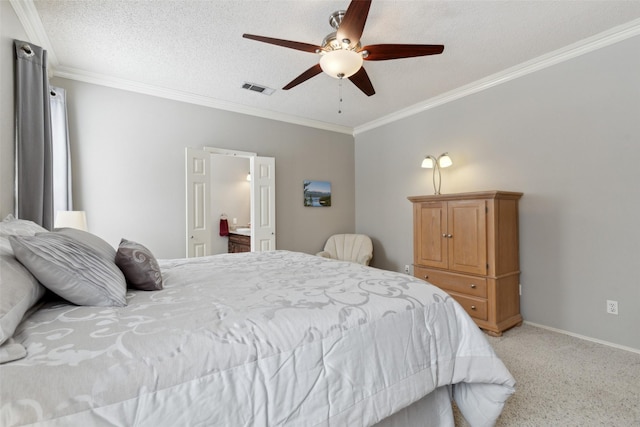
[242,0,444,97]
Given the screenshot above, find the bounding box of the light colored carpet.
[454,323,640,426]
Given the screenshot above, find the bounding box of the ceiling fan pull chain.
[338,73,344,114]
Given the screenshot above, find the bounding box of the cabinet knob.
[447,234,453,238]
[470,284,476,289]
[470,305,477,310]
[442,234,447,238]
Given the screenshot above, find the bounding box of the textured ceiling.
[19,0,640,132]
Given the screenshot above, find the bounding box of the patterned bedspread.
[0,250,515,426]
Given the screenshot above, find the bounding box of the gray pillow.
[52,228,116,262]
[0,237,46,363]
[115,239,163,291]
[0,214,47,237]
[9,233,127,307]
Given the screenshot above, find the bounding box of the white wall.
[355,35,640,350]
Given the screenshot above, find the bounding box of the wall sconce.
[246,172,251,181]
[54,211,88,231]
[421,153,453,195]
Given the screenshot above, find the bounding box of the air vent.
[242,82,275,96]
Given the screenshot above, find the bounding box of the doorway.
[185,147,276,257]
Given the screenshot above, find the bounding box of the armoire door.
[414,201,448,270]
[447,200,487,275]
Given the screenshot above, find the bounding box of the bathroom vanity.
[228,230,251,253]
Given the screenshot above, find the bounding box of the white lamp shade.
[421,157,435,168]
[319,50,363,78]
[54,211,88,231]
[438,154,453,168]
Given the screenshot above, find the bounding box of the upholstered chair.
[316,234,373,266]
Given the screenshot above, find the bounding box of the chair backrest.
[323,234,373,265]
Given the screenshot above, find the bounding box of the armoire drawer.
[449,293,488,321]
[414,267,487,298]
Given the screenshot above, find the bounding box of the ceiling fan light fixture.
[319,49,363,79]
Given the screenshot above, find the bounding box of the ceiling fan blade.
[336,0,371,46]
[243,34,321,53]
[348,66,375,97]
[362,44,445,61]
[283,64,323,90]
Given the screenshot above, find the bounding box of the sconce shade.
[54,211,88,231]
[319,49,363,78]
[246,173,251,181]
[438,153,453,168]
[421,157,435,168]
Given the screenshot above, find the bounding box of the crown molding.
[353,18,640,135]
[9,0,58,66]
[9,0,353,135]
[52,66,353,135]
[11,0,640,137]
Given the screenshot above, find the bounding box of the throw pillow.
[9,233,127,307]
[52,228,116,262]
[115,239,163,291]
[0,214,47,237]
[0,237,46,363]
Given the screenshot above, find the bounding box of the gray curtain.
[14,40,54,229]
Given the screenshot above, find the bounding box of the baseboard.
[524,321,640,355]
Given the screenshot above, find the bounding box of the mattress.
[0,250,515,426]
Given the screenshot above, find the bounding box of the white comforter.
[1,250,515,426]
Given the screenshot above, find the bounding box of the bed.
[0,216,515,426]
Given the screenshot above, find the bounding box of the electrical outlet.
[606,300,618,315]
[404,265,411,274]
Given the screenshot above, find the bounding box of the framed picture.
[303,180,331,207]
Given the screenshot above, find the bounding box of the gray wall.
[355,35,640,350]
[51,79,354,259]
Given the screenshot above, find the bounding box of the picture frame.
[303,180,331,207]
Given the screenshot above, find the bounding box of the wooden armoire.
[408,191,523,336]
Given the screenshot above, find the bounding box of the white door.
[186,147,276,256]
[251,156,276,251]
[185,147,211,257]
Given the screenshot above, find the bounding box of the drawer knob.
[424,275,429,280]
[471,305,477,310]
[470,284,476,289]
